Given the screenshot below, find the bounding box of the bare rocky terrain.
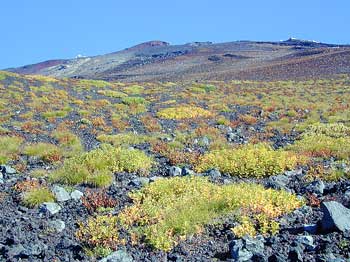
[7,39,350,82]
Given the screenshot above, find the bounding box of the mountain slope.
[7,39,350,81]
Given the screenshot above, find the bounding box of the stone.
[48,219,66,233]
[7,244,25,258]
[52,185,71,202]
[149,176,163,182]
[267,174,290,190]
[229,236,264,261]
[0,165,17,174]
[169,166,182,176]
[21,243,46,257]
[288,244,303,262]
[303,224,318,234]
[321,201,350,232]
[99,249,133,262]
[206,168,221,179]
[130,177,150,187]
[344,190,350,201]
[70,190,84,201]
[40,202,61,216]
[181,167,195,176]
[306,179,325,195]
[296,235,315,250]
[200,136,210,146]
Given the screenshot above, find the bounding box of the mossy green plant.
[157,106,214,119]
[23,142,62,163]
[0,136,23,164]
[195,143,303,178]
[50,144,153,187]
[118,176,303,251]
[22,187,55,208]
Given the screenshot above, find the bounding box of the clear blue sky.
[1,0,349,69]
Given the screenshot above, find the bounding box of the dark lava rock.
[181,167,195,176]
[321,201,350,232]
[39,202,61,216]
[169,166,182,176]
[99,249,133,262]
[0,165,16,175]
[206,168,221,179]
[267,174,290,190]
[305,179,325,196]
[229,236,264,261]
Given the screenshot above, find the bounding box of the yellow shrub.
[195,143,302,178]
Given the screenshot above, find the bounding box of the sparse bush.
[118,176,303,251]
[50,144,153,187]
[82,189,117,214]
[287,134,350,159]
[24,142,62,162]
[22,187,55,208]
[195,143,303,177]
[97,133,149,147]
[157,106,213,119]
[0,136,23,164]
[76,215,120,250]
[303,123,350,138]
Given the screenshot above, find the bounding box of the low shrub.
[118,176,303,251]
[50,144,153,187]
[287,134,350,159]
[157,106,213,119]
[23,142,62,162]
[52,130,83,157]
[76,215,120,250]
[303,123,350,138]
[195,143,303,177]
[0,136,23,164]
[82,189,117,214]
[97,133,150,147]
[22,187,55,208]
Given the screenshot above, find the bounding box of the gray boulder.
[206,168,221,179]
[306,180,325,195]
[181,167,195,176]
[99,249,133,262]
[40,202,61,215]
[48,219,66,233]
[321,201,350,232]
[169,166,182,176]
[70,190,84,201]
[229,236,264,261]
[0,165,16,174]
[267,174,290,190]
[52,185,71,202]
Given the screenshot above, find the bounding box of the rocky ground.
[0,72,350,261]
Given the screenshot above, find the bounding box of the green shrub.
[303,123,350,138]
[118,176,303,251]
[195,143,302,178]
[123,85,144,95]
[157,106,213,119]
[24,142,62,162]
[97,133,150,147]
[121,96,147,105]
[50,144,153,187]
[0,136,23,164]
[52,130,83,157]
[97,90,127,98]
[76,215,120,250]
[22,187,55,207]
[287,134,350,159]
[42,110,68,119]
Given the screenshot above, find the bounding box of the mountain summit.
[7,39,350,82]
